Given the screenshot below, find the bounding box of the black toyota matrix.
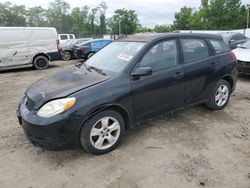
[17,33,237,154]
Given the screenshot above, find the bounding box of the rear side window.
[181,38,209,63]
[60,35,68,40]
[209,39,229,54]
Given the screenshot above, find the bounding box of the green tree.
[27,6,48,27]
[71,6,90,36]
[173,6,194,30]
[154,24,172,33]
[108,8,140,35]
[136,26,153,33]
[204,0,246,29]
[47,0,71,33]
[98,2,108,35]
[173,0,247,30]
[0,2,27,26]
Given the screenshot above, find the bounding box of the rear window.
[231,34,247,41]
[181,38,209,63]
[60,35,68,40]
[209,39,229,54]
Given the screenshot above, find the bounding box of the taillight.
[56,39,61,51]
[230,51,237,62]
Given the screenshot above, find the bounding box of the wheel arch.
[220,75,234,92]
[76,103,133,146]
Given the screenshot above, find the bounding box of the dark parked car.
[73,39,112,60]
[61,38,92,61]
[219,32,248,50]
[17,33,237,154]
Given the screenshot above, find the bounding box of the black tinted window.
[209,39,229,54]
[60,35,68,40]
[231,34,247,41]
[181,39,209,63]
[139,40,178,71]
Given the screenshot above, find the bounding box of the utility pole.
[118,20,121,35]
[247,4,250,28]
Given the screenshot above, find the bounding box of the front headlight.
[37,97,76,117]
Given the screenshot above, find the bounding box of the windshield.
[241,40,250,49]
[74,39,89,46]
[83,41,146,73]
[77,40,91,46]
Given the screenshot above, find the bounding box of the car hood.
[233,48,250,62]
[26,66,110,109]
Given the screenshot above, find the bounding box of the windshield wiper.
[87,66,106,75]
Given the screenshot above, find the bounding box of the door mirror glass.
[132,67,152,77]
[229,39,236,43]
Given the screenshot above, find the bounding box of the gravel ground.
[0,60,250,188]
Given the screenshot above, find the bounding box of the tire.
[33,55,49,70]
[80,110,125,155]
[61,51,71,61]
[205,79,231,110]
[87,53,94,59]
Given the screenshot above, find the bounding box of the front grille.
[25,96,35,111]
[237,60,245,66]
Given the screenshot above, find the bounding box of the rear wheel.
[61,51,71,61]
[206,80,231,110]
[80,110,125,155]
[33,55,49,70]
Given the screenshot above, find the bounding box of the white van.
[59,34,75,46]
[0,27,60,70]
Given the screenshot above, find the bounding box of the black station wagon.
[17,33,237,154]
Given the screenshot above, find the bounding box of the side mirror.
[236,44,242,48]
[229,39,236,44]
[131,67,152,77]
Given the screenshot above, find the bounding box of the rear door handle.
[173,72,184,79]
[210,62,216,69]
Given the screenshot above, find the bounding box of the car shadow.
[238,74,250,80]
[0,64,60,74]
[0,59,84,74]
[37,105,214,163]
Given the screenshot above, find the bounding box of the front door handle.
[173,72,184,79]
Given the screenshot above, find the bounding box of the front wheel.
[33,55,49,70]
[206,80,231,110]
[80,110,125,155]
[61,51,71,61]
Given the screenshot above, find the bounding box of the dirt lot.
[0,60,249,188]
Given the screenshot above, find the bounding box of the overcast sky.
[1,0,249,28]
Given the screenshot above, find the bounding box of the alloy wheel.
[90,117,121,150]
[62,51,71,61]
[215,84,229,107]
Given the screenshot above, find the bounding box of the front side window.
[139,40,178,71]
[209,39,229,54]
[181,38,209,63]
[69,35,74,39]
